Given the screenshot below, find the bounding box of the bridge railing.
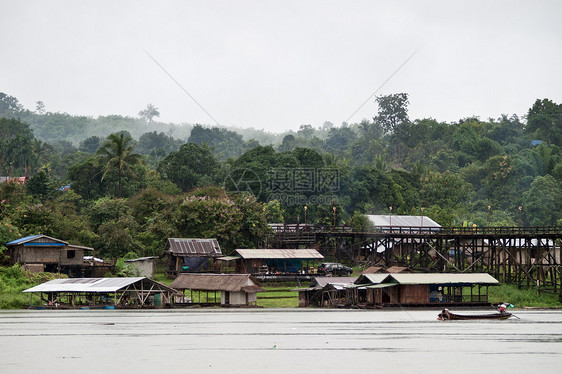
[270,225,562,235]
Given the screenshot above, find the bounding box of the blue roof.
[6,235,43,245]
[6,234,67,246]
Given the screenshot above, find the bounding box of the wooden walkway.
[269,225,562,300]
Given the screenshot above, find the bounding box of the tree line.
[1,92,561,260]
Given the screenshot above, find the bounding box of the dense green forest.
[1,91,561,260]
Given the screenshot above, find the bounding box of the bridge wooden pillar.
[384,237,393,267]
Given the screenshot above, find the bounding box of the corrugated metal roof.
[355,274,392,284]
[170,273,264,292]
[355,273,499,286]
[67,244,94,251]
[216,255,242,261]
[165,238,223,257]
[23,277,176,293]
[6,234,68,246]
[124,256,158,263]
[235,248,324,259]
[312,276,357,288]
[388,273,499,285]
[6,234,42,245]
[366,215,442,230]
[366,283,398,289]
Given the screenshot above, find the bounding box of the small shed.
[23,277,177,308]
[233,248,323,275]
[296,276,357,307]
[170,273,265,306]
[6,234,94,276]
[163,238,222,277]
[124,256,158,278]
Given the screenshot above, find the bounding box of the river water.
[0,308,560,373]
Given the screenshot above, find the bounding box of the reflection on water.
[0,309,561,373]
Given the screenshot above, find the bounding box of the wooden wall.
[399,285,430,304]
[12,246,85,267]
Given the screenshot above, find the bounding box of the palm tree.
[97,132,144,198]
[373,154,390,173]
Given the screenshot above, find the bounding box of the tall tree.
[522,175,561,226]
[35,101,46,115]
[374,93,410,134]
[138,104,160,123]
[325,126,357,153]
[79,136,103,153]
[0,118,35,176]
[0,92,24,117]
[96,132,144,198]
[188,125,246,159]
[157,142,220,192]
[526,98,562,146]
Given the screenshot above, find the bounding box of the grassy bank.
[489,283,562,308]
[0,265,67,309]
[257,286,299,308]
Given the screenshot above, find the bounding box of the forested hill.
[0,93,286,151]
[1,91,561,258]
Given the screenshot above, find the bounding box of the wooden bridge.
[268,225,562,301]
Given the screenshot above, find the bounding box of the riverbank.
[2,265,561,309]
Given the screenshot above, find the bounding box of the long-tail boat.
[438,309,513,320]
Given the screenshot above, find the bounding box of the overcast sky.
[1,0,561,133]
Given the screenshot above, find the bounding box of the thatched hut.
[170,273,265,306]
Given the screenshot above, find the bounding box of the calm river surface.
[0,308,561,373]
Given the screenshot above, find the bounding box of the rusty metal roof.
[362,266,411,274]
[164,238,222,257]
[235,248,323,259]
[362,266,384,274]
[386,266,413,273]
[23,277,176,293]
[170,273,265,292]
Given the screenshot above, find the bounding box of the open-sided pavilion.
[23,277,177,308]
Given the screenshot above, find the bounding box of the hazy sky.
[1,1,561,132]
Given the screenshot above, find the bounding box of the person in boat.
[498,303,507,314]
[439,308,451,320]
